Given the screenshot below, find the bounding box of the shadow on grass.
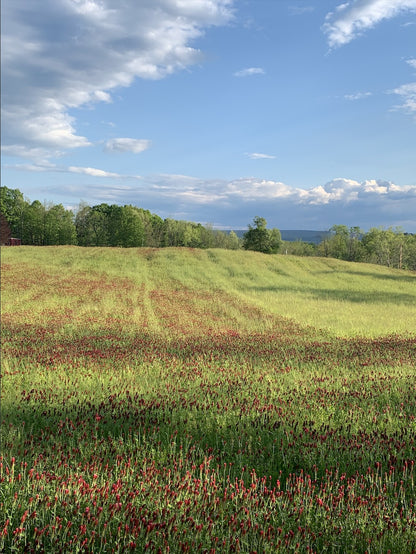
[313,268,416,283]
[3,368,416,488]
[245,284,416,304]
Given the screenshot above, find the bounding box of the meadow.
[1,246,416,553]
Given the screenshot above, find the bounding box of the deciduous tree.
[243,216,281,254]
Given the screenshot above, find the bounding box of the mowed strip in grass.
[1,246,416,553]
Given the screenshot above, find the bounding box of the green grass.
[3,246,415,336]
[1,246,416,553]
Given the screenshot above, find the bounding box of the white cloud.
[247,152,276,159]
[344,91,373,100]
[104,138,152,154]
[386,59,416,115]
[68,166,123,178]
[390,82,416,113]
[1,145,64,163]
[13,165,415,210]
[300,178,360,204]
[362,179,388,193]
[2,0,234,160]
[3,161,57,173]
[32,174,416,230]
[6,161,142,179]
[224,179,293,199]
[233,67,265,77]
[323,0,416,48]
[96,175,416,207]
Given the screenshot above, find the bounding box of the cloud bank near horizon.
[16,172,416,231]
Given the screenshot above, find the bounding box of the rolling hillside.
[2,246,415,337]
[2,246,416,553]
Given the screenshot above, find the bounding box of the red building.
[0,213,21,246]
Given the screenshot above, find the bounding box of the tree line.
[0,186,240,249]
[283,224,416,270]
[1,186,415,270]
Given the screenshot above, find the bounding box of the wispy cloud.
[5,162,141,180]
[233,67,265,77]
[68,166,124,178]
[344,91,373,101]
[323,0,416,48]
[2,0,234,161]
[104,138,152,154]
[390,82,416,114]
[246,152,276,159]
[389,58,416,114]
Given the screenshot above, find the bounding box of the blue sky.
[2,0,416,231]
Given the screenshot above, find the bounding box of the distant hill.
[280,230,331,244]
[231,230,331,244]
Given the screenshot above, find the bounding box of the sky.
[2,0,416,231]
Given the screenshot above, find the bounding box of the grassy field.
[1,246,416,553]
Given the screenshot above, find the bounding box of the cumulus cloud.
[36,174,415,230]
[233,67,265,77]
[9,160,415,224]
[104,138,152,154]
[246,152,276,159]
[2,0,234,160]
[323,0,416,48]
